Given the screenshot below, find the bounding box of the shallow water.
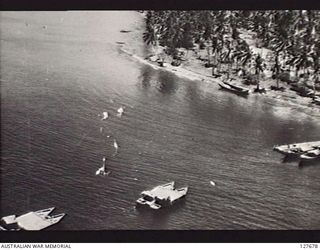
[1,11,320,230]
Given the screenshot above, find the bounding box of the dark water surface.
[1,11,320,230]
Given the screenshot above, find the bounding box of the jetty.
[273,141,320,156]
[0,207,65,230]
[136,182,188,210]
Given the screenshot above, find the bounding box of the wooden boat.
[218,81,250,96]
[120,29,131,33]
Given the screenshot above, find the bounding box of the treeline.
[143,10,320,86]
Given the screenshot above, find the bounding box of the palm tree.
[254,54,264,90]
[271,51,281,88]
[141,10,320,90]
[143,12,160,56]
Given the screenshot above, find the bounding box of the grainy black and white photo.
[1,10,320,231]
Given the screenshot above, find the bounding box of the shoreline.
[119,45,320,120]
[117,13,320,120]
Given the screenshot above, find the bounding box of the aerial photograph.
[0,10,320,231]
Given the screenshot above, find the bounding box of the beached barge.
[136,182,188,210]
[0,207,65,230]
[273,141,320,156]
[218,81,250,96]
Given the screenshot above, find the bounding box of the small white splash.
[113,139,119,155]
[210,181,216,186]
[117,106,125,117]
[101,112,109,120]
[113,139,119,149]
[133,178,138,181]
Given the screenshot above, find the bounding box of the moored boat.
[218,81,250,96]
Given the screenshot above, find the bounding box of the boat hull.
[299,149,320,162]
[218,82,249,96]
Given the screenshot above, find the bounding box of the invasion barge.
[273,141,320,156]
[218,81,250,96]
[136,182,188,210]
[0,207,65,231]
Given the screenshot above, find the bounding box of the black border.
[0,0,320,11]
[0,230,319,243]
[1,0,320,244]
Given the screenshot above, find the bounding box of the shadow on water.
[156,71,178,95]
[282,154,300,163]
[135,200,186,229]
[137,65,178,95]
[298,159,320,168]
[138,65,153,89]
[282,155,320,168]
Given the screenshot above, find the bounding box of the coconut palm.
[143,24,159,56]
[254,54,264,89]
[141,10,320,90]
[271,51,281,88]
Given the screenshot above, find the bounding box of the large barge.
[136,182,188,210]
[0,207,65,231]
[273,141,320,156]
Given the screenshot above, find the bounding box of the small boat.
[136,182,188,210]
[300,148,320,161]
[218,81,249,96]
[1,208,65,231]
[120,29,131,33]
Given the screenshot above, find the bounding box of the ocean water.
[1,11,320,230]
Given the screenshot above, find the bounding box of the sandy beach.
[120,46,320,119]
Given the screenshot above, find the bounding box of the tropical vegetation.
[142,10,320,95]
